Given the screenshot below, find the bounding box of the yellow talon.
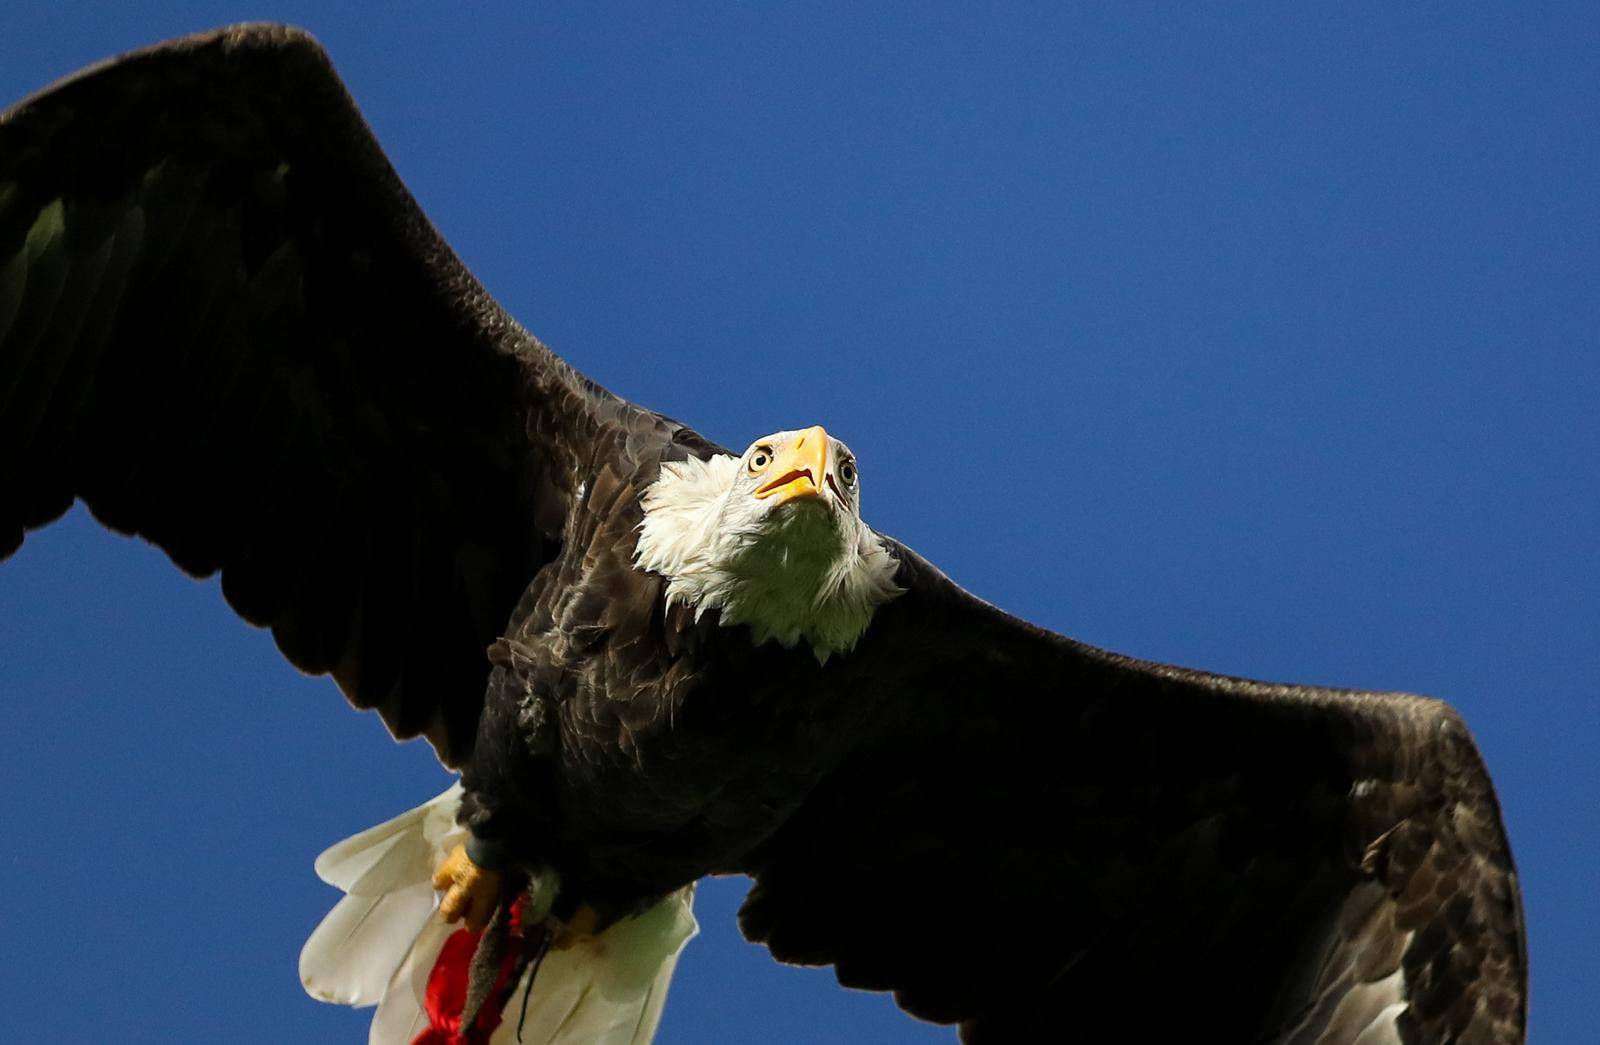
[432,843,503,933]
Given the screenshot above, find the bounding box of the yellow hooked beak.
[754,425,830,505]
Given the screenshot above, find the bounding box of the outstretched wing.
[0,25,682,765]
[739,543,1526,1043]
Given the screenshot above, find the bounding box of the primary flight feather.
[0,25,1526,1044]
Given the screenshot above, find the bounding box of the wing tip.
[2,22,331,125]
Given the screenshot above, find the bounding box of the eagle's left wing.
[737,542,1526,1043]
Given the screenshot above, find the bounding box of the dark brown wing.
[738,542,1526,1043]
[0,25,684,765]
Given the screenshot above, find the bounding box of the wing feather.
[0,24,680,764]
[738,542,1526,1043]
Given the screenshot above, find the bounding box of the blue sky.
[1,4,1594,1042]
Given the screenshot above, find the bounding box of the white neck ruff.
[633,454,902,662]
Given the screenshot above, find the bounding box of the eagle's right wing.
[0,24,701,765]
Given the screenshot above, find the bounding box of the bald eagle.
[0,25,1525,1045]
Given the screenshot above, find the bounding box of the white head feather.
[634,428,902,662]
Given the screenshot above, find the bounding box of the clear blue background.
[1,4,1594,1042]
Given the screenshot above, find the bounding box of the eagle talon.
[432,843,503,933]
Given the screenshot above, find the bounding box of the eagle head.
[635,426,902,661]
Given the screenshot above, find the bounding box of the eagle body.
[466,416,916,926]
[0,24,1527,1044]
[463,442,864,907]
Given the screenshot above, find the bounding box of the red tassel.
[412,900,529,1045]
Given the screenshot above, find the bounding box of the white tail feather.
[301,783,698,1045]
[491,887,697,1045]
[369,916,456,1044]
[300,783,467,1006]
[313,782,468,894]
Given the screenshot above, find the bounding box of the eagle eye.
[839,459,856,487]
[749,446,773,473]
